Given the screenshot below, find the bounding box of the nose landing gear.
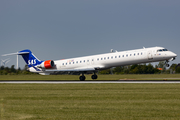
[166,64,170,67]
[165,60,170,67]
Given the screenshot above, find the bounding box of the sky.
[0,0,180,69]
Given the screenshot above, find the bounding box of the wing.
[45,65,105,72]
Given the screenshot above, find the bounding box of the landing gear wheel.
[165,60,170,67]
[79,76,86,81]
[91,75,98,80]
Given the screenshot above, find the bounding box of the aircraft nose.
[172,52,177,58]
[174,53,177,57]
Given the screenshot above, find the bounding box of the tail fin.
[2,50,54,73]
[18,49,43,68]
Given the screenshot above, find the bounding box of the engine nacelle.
[38,60,54,69]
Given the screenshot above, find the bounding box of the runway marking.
[1,80,180,84]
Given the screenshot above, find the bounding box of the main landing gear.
[79,72,86,81]
[79,72,98,81]
[79,75,86,81]
[91,72,98,80]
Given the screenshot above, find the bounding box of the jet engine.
[38,60,54,69]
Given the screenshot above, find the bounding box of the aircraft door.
[147,51,153,60]
[87,59,90,65]
[91,58,94,65]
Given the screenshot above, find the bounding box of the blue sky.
[0,0,180,69]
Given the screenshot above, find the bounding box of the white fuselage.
[29,47,177,73]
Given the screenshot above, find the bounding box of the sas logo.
[67,59,74,63]
[28,59,36,65]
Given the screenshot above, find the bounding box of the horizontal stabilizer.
[2,52,18,56]
[2,52,29,56]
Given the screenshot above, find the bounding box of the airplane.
[2,46,177,81]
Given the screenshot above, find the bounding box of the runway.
[1,80,180,84]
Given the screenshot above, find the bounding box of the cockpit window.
[157,49,168,52]
[163,49,168,51]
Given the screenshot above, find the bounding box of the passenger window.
[126,55,128,57]
[104,57,106,60]
[119,55,121,58]
[123,55,124,57]
[115,56,117,58]
[111,56,113,59]
[101,58,103,60]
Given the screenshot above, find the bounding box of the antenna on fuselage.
[111,49,118,53]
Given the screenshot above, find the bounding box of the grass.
[0,84,180,120]
[0,74,180,80]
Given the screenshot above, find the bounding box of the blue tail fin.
[18,49,43,68]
